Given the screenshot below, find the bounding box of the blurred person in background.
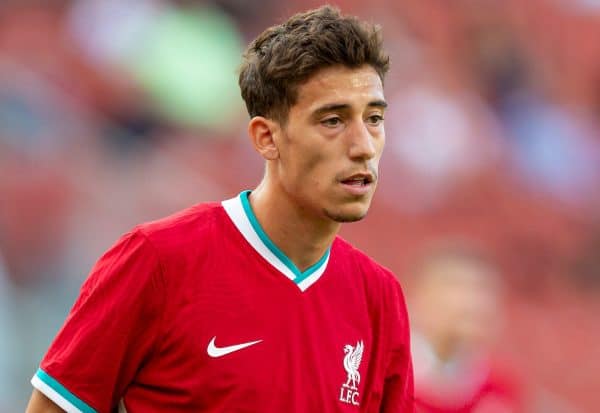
[408,244,524,413]
[25,5,414,413]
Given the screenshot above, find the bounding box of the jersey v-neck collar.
[222,190,330,292]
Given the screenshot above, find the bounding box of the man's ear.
[248,116,280,161]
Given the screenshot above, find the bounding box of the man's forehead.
[295,65,385,109]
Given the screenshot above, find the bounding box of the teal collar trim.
[222,191,331,291]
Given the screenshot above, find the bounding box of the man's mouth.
[340,173,374,187]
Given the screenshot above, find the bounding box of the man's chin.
[324,208,368,223]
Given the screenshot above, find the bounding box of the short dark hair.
[238,5,389,123]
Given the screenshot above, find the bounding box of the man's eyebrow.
[312,100,388,116]
[368,100,388,109]
[312,103,351,115]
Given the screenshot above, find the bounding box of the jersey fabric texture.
[32,191,414,413]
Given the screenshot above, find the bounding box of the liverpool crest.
[339,340,364,406]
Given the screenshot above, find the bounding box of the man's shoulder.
[134,201,228,247]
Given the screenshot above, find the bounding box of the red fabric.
[414,357,522,413]
[40,201,414,412]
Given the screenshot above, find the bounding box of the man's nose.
[348,120,377,161]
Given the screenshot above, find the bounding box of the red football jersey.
[412,334,522,413]
[32,191,414,413]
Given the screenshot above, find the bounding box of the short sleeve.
[380,277,415,413]
[31,230,165,413]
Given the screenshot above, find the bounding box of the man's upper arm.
[26,389,65,413]
[30,230,165,412]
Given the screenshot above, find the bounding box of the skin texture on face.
[273,64,387,223]
[247,64,386,271]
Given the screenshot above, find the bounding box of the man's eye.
[322,117,341,127]
[367,115,384,125]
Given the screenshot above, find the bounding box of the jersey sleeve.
[380,277,415,413]
[31,229,166,413]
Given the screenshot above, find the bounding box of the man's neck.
[249,183,340,272]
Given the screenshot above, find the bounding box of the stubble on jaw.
[323,207,368,223]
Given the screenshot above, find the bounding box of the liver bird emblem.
[343,340,364,390]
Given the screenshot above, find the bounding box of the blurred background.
[0,0,598,411]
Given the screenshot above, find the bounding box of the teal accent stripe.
[296,247,330,284]
[239,191,329,283]
[36,368,96,413]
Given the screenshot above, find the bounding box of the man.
[409,245,523,412]
[26,5,414,412]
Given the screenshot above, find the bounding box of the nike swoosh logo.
[207,336,263,358]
